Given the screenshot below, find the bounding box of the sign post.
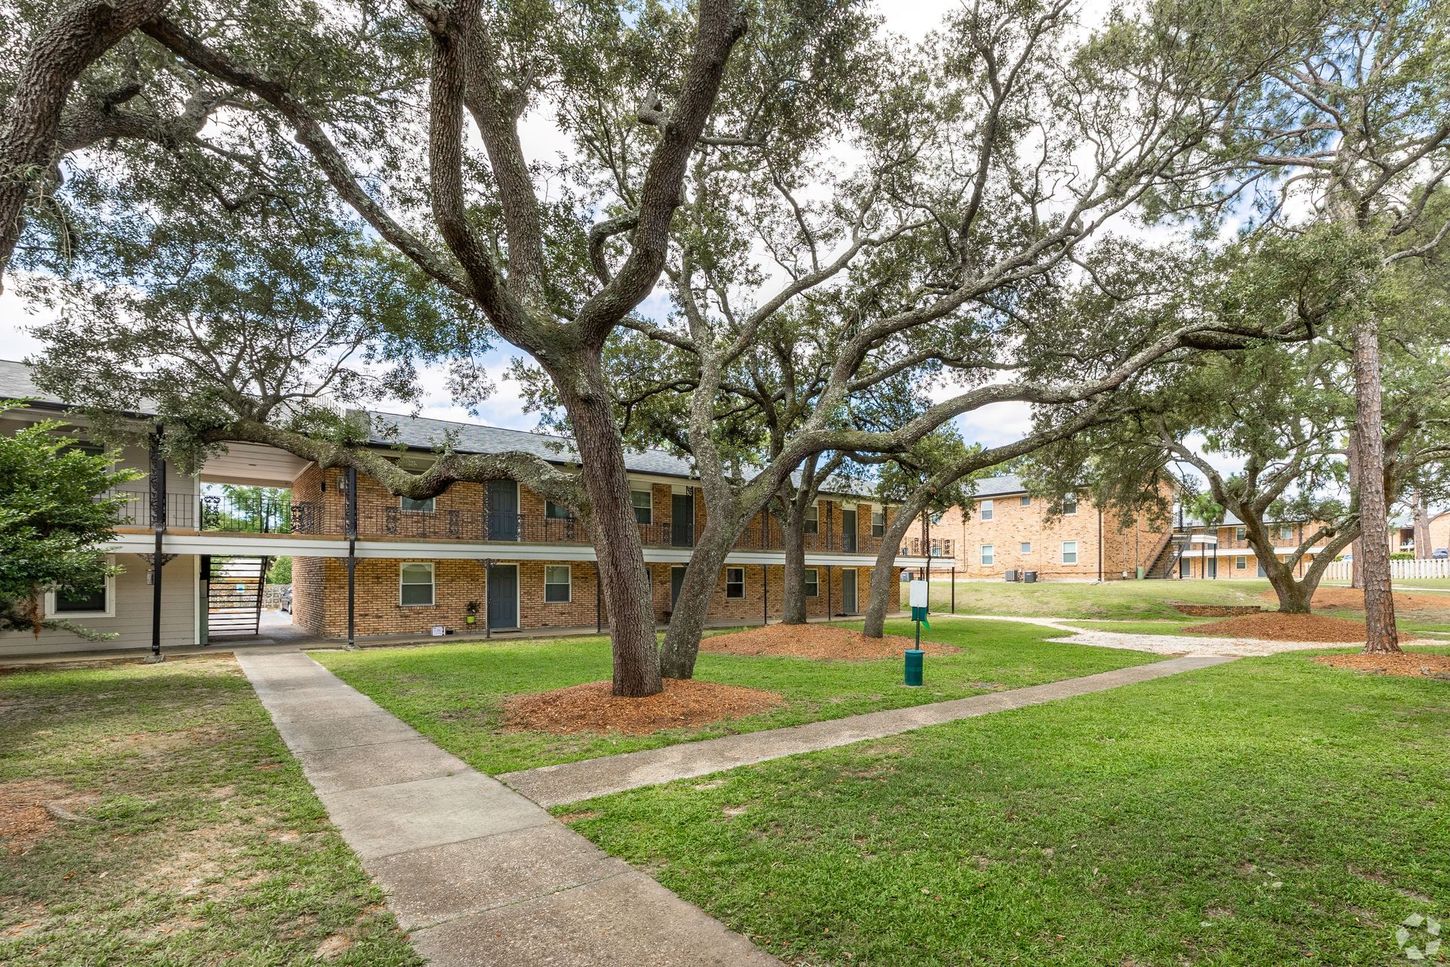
[905,579,929,686]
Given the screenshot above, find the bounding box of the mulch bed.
[1187,612,1369,642]
[1315,653,1450,680]
[1172,603,1263,618]
[502,679,785,735]
[699,624,958,660]
[1301,586,1450,615]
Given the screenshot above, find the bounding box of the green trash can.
[904,648,924,687]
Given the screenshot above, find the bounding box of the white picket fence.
[1323,558,1450,583]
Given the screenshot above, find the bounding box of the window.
[1020,542,1032,554]
[545,501,572,520]
[1235,556,1248,570]
[804,568,819,598]
[900,544,911,556]
[930,540,942,557]
[871,508,885,537]
[631,489,652,525]
[399,563,435,606]
[726,567,745,599]
[980,499,994,521]
[943,539,953,557]
[1061,541,1079,565]
[1062,495,1079,515]
[400,496,435,513]
[48,558,114,618]
[1235,526,1246,541]
[980,544,995,566]
[1279,524,1294,541]
[803,504,819,534]
[544,565,571,603]
[1020,495,1031,507]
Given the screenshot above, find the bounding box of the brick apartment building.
[923,475,1342,582]
[921,475,1173,581]
[0,359,925,656]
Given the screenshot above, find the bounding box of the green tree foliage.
[0,402,139,637]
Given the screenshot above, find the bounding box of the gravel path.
[939,613,1352,657]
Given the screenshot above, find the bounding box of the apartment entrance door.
[487,564,518,630]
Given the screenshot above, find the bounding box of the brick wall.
[922,489,1183,582]
[291,556,876,639]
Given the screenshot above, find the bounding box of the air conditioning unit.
[1004,569,1018,582]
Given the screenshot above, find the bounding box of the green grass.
[0,658,419,967]
[912,578,1275,619]
[565,648,1450,966]
[315,619,1158,775]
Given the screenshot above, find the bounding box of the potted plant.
[464,600,480,626]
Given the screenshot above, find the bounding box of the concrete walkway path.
[500,654,1234,808]
[236,651,777,967]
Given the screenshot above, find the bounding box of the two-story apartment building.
[922,475,1173,581]
[1174,512,1335,578]
[0,360,925,657]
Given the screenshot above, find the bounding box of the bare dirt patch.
[1188,612,1369,642]
[1315,653,1450,680]
[502,679,785,735]
[1267,586,1450,618]
[0,781,93,855]
[699,624,957,660]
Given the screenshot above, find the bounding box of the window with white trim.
[544,565,571,602]
[1062,495,1079,515]
[725,567,745,599]
[871,508,885,537]
[1234,526,1245,541]
[1235,556,1248,569]
[980,544,994,566]
[980,499,994,521]
[803,504,819,534]
[943,539,953,557]
[1020,542,1032,554]
[400,496,435,513]
[631,489,652,524]
[1279,523,1294,540]
[48,556,115,618]
[1061,540,1079,565]
[1020,495,1031,506]
[930,540,942,557]
[545,501,572,520]
[399,563,435,606]
[804,568,819,598]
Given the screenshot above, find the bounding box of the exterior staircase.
[1145,534,1186,579]
[207,556,270,638]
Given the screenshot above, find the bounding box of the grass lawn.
[913,578,1275,619]
[315,619,1158,775]
[565,647,1450,966]
[0,658,418,967]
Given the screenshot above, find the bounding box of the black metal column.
[147,429,167,663]
[345,467,358,650]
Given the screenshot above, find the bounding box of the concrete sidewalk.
[499,654,1235,808]
[236,651,777,966]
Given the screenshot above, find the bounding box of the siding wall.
[0,553,198,656]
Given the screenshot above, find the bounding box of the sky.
[0,0,1106,455]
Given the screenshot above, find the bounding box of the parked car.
[1434,548,1449,560]
[279,585,293,613]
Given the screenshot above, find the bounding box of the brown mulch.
[1315,653,1450,680]
[699,624,958,660]
[1302,586,1450,616]
[502,679,786,735]
[1187,612,1370,642]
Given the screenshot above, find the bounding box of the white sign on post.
[909,580,929,609]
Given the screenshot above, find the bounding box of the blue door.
[487,480,519,541]
[487,564,518,629]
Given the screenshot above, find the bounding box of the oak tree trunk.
[1350,314,1400,653]
[863,494,925,637]
[780,501,809,624]
[552,356,662,696]
[657,514,740,680]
